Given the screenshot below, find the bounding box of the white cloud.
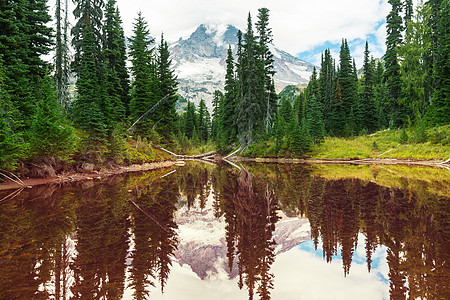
[116,0,391,55]
[46,0,422,66]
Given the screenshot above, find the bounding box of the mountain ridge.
[170,24,315,109]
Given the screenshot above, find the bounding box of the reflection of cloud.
[287,233,389,299]
[132,231,389,299]
[145,263,248,300]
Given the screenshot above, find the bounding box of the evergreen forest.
[0,0,449,173]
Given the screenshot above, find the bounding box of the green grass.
[310,125,450,160]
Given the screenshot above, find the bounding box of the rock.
[80,163,95,172]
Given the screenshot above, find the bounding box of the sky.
[50,0,420,68]
[113,0,393,67]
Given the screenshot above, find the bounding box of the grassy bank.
[309,125,450,160]
[242,125,450,161]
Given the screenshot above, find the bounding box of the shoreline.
[229,156,450,168]
[1,157,448,191]
[0,160,177,191]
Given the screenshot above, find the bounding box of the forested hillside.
[190,1,449,156]
[0,0,448,173]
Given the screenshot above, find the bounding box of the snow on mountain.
[170,24,315,110]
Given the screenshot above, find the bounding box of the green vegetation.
[310,125,450,160]
[211,2,448,160]
[0,1,448,175]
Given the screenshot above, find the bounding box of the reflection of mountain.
[173,190,311,281]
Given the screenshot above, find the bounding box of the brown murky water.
[0,162,448,299]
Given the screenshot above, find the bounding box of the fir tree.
[73,26,107,142]
[398,3,432,120]
[184,101,197,139]
[306,94,325,144]
[318,49,335,132]
[103,0,129,120]
[0,0,53,128]
[211,90,223,142]
[198,99,210,142]
[156,34,179,138]
[222,45,237,145]
[129,12,157,137]
[256,8,277,133]
[72,0,105,72]
[361,42,378,132]
[0,59,24,169]
[429,0,450,124]
[235,14,260,148]
[385,0,404,126]
[28,75,76,159]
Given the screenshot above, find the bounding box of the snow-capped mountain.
[170,24,315,109]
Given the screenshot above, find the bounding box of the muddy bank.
[0,161,177,191]
[229,156,450,169]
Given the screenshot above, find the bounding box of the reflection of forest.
[0,162,448,299]
[0,169,178,300]
[243,163,450,300]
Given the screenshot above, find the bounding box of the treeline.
[0,0,178,170]
[182,1,448,156]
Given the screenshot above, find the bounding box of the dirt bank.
[0,161,177,191]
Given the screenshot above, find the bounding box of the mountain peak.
[171,23,315,110]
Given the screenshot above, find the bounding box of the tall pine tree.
[256,8,277,133]
[129,12,158,137]
[385,0,404,127]
[156,34,179,139]
[235,14,260,148]
[361,42,378,132]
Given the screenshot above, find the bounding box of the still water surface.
[0,162,448,299]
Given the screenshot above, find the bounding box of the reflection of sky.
[130,232,389,300]
[274,233,389,300]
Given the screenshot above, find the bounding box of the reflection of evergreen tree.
[0,186,75,299]
[71,180,130,299]
[128,175,178,297]
[239,163,449,299]
[359,182,380,272]
[220,169,279,300]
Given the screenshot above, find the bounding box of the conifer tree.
[0,59,24,169]
[398,3,432,120]
[352,58,363,134]
[72,0,105,71]
[222,45,237,145]
[385,0,404,126]
[0,0,53,128]
[318,49,335,132]
[330,39,356,136]
[211,90,223,142]
[29,75,76,158]
[361,42,378,132]
[103,0,129,119]
[235,14,260,148]
[184,101,197,139]
[307,94,325,144]
[73,26,107,142]
[279,97,294,136]
[429,0,450,124]
[156,34,179,138]
[256,8,277,133]
[197,99,209,141]
[129,12,157,137]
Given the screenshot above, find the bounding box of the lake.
[0,161,449,299]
